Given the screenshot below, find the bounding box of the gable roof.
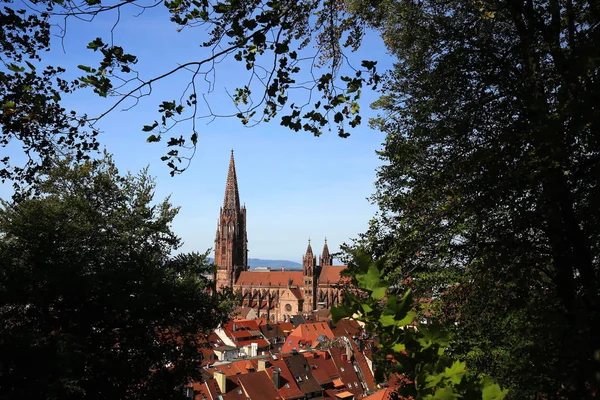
[305,352,339,386]
[267,359,305,399]
[237,371,282,400]
[318,266,347,285]
[332,319,362,337]
[329,348,363,396]
[236,271,304,287]
[284,354,323,395]
[281,322,335,353]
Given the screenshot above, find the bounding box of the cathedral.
[214,151,346,322]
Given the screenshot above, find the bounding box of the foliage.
[0,0,379,185]
[0,5,99,189]
[346,0,600,397]
[0,155,233,399]
[332,252,507,400]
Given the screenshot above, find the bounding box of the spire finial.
[324,237,327,244]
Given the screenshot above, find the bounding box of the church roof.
[289,287,304,300]
[235,271,303,287]
[223,150,241,211]
[318,266,347,285]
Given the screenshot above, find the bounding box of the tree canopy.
[345,0,600,398]
[0,0,379,187]
[0,156,233,399]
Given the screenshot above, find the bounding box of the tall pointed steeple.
[320,237,332,267]
[214,150,248,291]
[223,150,240,212]
[302,238,317,314]
[303,238,316,275]
[305,238,313,255]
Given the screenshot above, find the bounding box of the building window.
[285,304,292,312]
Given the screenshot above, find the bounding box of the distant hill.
[207,258,302,270]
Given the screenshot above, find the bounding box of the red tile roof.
[278,322,294,332]
[236,338,270,349]
[329,348,363,397]
[306,353,339,386]
[233,319,261,331]
[268,359,305,399]
[318,266,347,285]
[236,271,304,287]
[281,323,335,353]
[349,338,376,391]
[284,354,323,396]
[237,371,282,400]
[332,319,362,338]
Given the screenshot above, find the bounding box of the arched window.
[285,304,292,312]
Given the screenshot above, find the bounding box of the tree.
[0,155,233,399]
[345,0,600,398]
[0,0,379,187]
[332,252,507,400]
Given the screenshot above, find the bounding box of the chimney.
[214,370,227,394]
[346,343,352,360]
[258,359,271,371]
[273,370,280,389]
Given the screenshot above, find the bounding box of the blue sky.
[3,1,393,262]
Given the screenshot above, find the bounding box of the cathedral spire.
[223,150,240,211]
[305,238,313,255]
[215,150,247,291]
[320,237,333,267]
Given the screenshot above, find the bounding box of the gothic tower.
[319,238,333,267]
[214,150,247,291]
[302,239,317,313]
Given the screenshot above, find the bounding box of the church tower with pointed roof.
[302,239,317,313]
[319,238,333,267]
[214,150,247,291]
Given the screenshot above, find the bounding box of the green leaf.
[379,314,397,327]
[7,64,25,73]
[396,310,415,326]
[392,342,405,352]
[2,101,16,110]
[482,379,508,400]
[372,286,386,300]
[275,42,289,54]
[331,305,351,322]
[425,386,460,399]
[361,60,377,70]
